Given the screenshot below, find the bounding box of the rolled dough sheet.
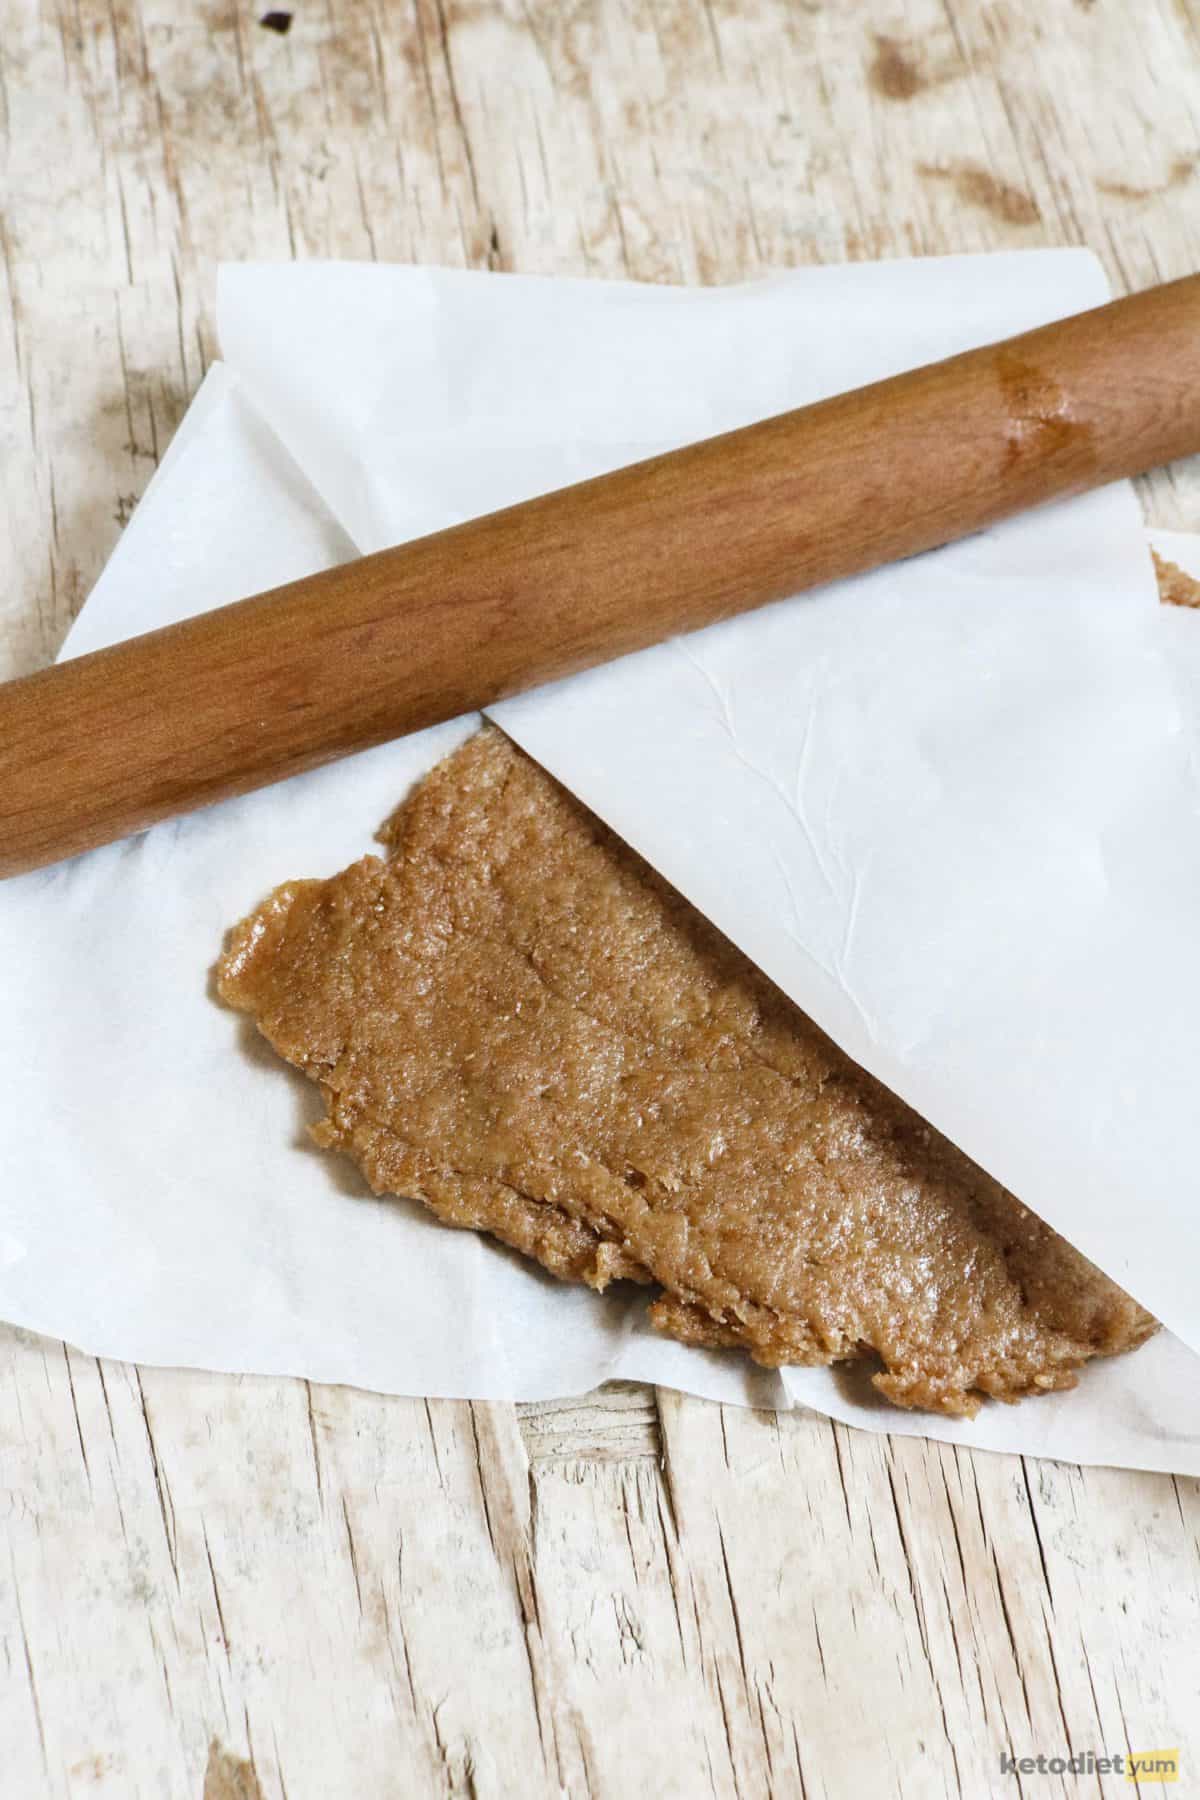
[217,729,1155,1418]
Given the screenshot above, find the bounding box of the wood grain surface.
[2,2,1199,1795]
[6,272,1200,877]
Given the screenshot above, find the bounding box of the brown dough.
[1154,550,1200,609]
[217,728,1155,1416]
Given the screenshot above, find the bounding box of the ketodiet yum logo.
[999,1748,1178,1782]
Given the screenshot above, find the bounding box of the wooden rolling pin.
[3,274,1199,879]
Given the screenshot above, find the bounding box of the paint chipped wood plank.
[2,0,1199,1795]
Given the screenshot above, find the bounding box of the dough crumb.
[1154,549,1200,609]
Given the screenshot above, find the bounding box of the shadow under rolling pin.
[2,272,1199,879]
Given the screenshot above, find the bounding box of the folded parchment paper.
[3,253,1199,1472]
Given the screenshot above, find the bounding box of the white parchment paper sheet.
[2,253,1198,1471]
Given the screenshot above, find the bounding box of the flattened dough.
[217,728,1155,1416]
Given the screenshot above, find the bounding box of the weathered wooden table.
[3,4,1199,1794]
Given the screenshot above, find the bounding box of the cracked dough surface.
[217,727,1155,1416]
